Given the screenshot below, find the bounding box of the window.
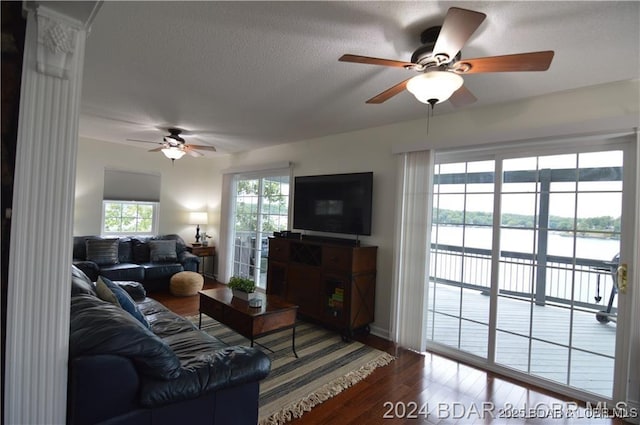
[101,168,161,236]
[102,200,158,235]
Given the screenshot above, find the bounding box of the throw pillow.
[116,281,147,301]
[148,240,177,263]
[132,237,151,263]
[98,276,150,328]
[86,239,119,266]
[95,276,121,307]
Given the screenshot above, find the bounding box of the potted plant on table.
[228,275,258,301]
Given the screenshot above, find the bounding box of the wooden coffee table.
[198,288,299,357]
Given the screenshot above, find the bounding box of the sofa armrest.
[68,355,141,425]
[139,346,271,407]
[178,251,200,272]
[72,260,99,282]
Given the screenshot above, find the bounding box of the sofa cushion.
[142,263,183,281]
[140,344,271,407]
[70,294,181,380]
[99,263,145,282]
[130,298,271,408]
[96,276,121,307]
[149,240,177,263]
[99,276,150,328]
[86,238,119,266]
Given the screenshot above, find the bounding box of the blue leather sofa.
[73,234,199,291]
[68,266,271,425]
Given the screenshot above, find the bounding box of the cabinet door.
[268,238,289,262]
[266,261,287,297]
[287,264,322,319]
[350,273,376,329]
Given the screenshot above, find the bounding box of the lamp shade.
[188,212,208,225]
[162,146,186,160]
[406,71,464,104]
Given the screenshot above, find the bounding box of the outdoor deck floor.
[427,283,616,397]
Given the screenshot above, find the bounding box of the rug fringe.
[259,352,395,425]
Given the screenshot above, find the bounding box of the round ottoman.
[170,271,204,296]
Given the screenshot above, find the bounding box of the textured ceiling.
[78,1,640,154]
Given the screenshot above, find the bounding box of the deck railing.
[429,243,617,312]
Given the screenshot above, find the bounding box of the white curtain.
[390,150,434,352]
[217,173,235,283]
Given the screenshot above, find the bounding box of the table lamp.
[188,212,208,243]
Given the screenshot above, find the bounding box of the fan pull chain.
[426,106,430,134]
[426,99,437,135]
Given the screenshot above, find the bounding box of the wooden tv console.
[266,236,377,337]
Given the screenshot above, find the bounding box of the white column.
[5,6,87,424]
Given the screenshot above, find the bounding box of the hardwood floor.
[153,277,630,424]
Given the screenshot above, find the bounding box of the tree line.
[434,208,620,234]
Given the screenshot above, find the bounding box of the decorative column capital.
[34,6,82,79]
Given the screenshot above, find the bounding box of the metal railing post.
[535,169,551,306]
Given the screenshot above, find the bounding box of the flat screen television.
[293,172,373,236]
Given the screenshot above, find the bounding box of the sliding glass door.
[429,159,495,359]
[495,151,622,398]
[232,173,290,288]
[428,140,634,401]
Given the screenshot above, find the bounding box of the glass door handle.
[617,263,628,294]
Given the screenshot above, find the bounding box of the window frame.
[101,200,159,236]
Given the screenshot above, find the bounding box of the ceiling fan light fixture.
[161,146,186,160]
[406,71,464,104]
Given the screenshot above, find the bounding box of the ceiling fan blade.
[365,78,411,104]
[449,85,477,108]
[186,144,217,152]
[186,149,203,158]
[339,54,415,69]
[451,51,555,74]
[148,147,163,152]
[433,7,486,63]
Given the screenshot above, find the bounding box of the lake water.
[431,225,620,306]
[432,225,619,261]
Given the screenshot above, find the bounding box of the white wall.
[74,137,222,245]
[320,79,639,155]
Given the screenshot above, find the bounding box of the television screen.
[293,172,373,236]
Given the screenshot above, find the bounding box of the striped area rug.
[190,315,395,425]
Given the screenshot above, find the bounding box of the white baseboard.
[369,324,390,340]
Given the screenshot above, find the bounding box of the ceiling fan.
[127,128,216,161]
[339,7,554,108]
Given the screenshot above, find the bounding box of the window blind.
[103,169,161,202]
